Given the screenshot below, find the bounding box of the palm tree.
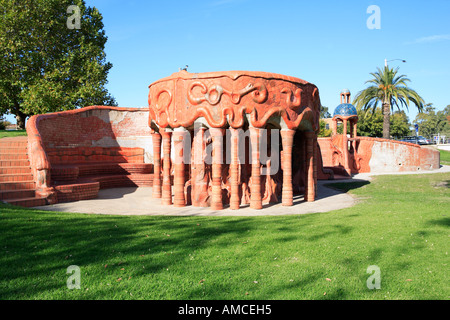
[353,66,424,139]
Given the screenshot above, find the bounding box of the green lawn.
[0,173,449,300]
[440,149,450,166]
[0,130,27,139]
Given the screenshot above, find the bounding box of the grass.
[0,130,27,139]
[440,149,450,166]
[0,172,449,300]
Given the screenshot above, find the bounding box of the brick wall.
[35,106,153,164]
[318,136,440,174]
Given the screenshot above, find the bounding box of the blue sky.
[7,0,450,124]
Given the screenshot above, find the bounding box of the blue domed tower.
[331,89,358,137]
[331,89,359,176]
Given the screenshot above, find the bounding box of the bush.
[0,116,10,130]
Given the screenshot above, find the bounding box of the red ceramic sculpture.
[148,70,321,210]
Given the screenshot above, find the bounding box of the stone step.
[4,196,47,208]
[0,160,30,167]
[0,139,27,148]
[0,173,34,182]
[0,166,32,175]
[0,146,28,154]
[0,153,29,160]
[0,138,47,208]
[0,181,35,191]
[0,189,36,200]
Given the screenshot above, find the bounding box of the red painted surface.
[318,135,440,176]
[148,71,321,131]
[149,71,321,210]
[0,137,48,207]
[21,80,441,210]
[25,106,154,204]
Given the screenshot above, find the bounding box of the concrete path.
[33,165,450,217]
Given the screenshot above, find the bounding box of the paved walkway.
[33,165,450,217]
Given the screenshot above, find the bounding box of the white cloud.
[405,34,450,45]
[209,0,244,7]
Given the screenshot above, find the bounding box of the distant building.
[5,124,19,130]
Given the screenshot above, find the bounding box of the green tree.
[320,105,331,119]
[436,105,450,138]
[414,104,450,139]
[318,119,332,137]
[356,107,411,138]
[0,114,11,130]
[0,0,116,129]
[356,107,383,137]
[390,110,411,138]
[353,66,424,139]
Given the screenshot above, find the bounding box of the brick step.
[52,163,154,181]
[3,196,47,208]
[0,146,28,154]
[0,160,30,167]
[0,181,35,191]
[332,174,352,180]
[93,174,154,189]
[55,181,100,203]
[0,153,29,160]
[0,166,32,175]
[0,140,27,148]
[324,166,351,177]
[0,189,36,200]
[0,173,34,182]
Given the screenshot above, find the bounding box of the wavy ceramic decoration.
[148,71,321,210]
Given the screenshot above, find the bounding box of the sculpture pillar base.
[173,130,187,207]
[210,128,224,210]
[250,127,262,210]
[305,131,315,202]
[281,129,295,206]
[151,132,162,199]
[161,129,173,206]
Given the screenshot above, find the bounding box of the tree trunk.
[15,111,27,130]
[382,102,391,139]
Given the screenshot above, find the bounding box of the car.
[416,135,432,145]
[399,136,419,144]
[399,136,432,145]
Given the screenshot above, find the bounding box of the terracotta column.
[250,127,262,210]
[343,119,348,138]
[342,119,351,175]
[305,131,315,202]
[173,129,187,207]
[191,126,209,207]
[351,120,358,153]
[161,129,172,206]
[229,128,241,210]
[151,132,162,199]
[332,119,337,136]
[313,134,318,194]
[280,129,295,206]
[210,128,224,210]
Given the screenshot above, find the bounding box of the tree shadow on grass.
[0,201,370,300]
[323,181,370,193]
[2,205,324,299]
[426,217,450,227]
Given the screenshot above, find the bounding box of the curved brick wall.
[318,136,440,174]
[26,106,154,202]
[365,137,440,172]
[33,106,153,163]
